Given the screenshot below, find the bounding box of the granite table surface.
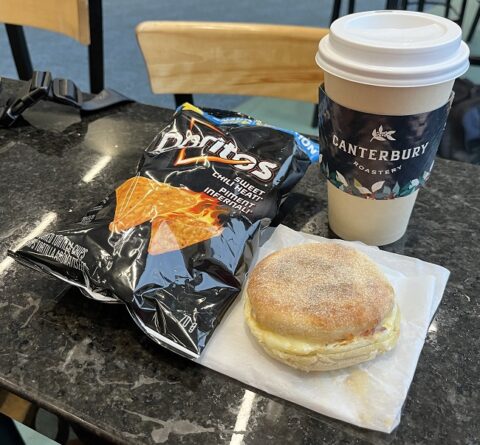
[0,78,478,445]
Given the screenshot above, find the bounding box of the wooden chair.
[0,0,104,93]
[136,21,328,106]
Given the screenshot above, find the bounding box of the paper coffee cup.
[316,10,470,245]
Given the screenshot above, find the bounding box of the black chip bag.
[10,104,318,358]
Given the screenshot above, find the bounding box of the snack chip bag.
[11,104,318,358]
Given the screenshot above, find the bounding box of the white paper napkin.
[197,225,450,433]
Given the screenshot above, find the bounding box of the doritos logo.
[155,117,279,182]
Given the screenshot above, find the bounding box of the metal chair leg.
[385,0,403,9]
[347,0,355,14]
[5,24,33,81]
[456,0,468,27]
[54,417,70,445]
[467,4,480,42]
[469,56,480,66]
[315,0,345,133]
[312,104,319,128]
[330,0,342,24]
[174,94,194,107]
[444,0,452,18]
[88,0,104,93]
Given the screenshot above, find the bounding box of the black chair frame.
[5,0,104,93]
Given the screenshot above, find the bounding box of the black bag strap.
[81,88,133,112]
[0,71,132,127]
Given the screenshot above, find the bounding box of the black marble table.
[0,78,478,444]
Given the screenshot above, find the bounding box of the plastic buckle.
[0,71,51,127]
[29,71,52,95]
[51,78,83,108]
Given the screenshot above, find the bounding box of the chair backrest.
[0,0,90,45]
[136,21,328,103]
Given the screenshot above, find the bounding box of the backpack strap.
[0,71,132,127]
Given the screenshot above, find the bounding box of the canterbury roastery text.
[332,134,429,175]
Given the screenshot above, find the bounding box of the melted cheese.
[244,294,400,357]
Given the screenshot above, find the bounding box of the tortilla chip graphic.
[148,213,223,255]
[110,176,199,233]
[109,176,226,255]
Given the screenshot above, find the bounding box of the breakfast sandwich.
[245,243,400,371]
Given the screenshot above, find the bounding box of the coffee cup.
[316,10,470,245]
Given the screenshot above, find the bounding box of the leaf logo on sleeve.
[370,125,396,142]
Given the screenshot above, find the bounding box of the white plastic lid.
[316,10,470,87]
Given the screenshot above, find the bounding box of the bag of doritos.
[10,104,318,358]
